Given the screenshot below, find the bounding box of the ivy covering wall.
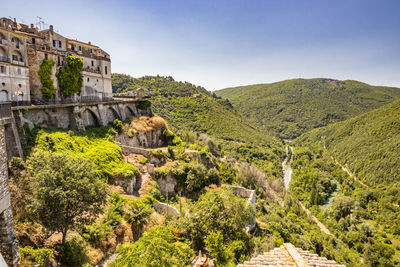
[38,60,55,101]
[57,56,83,97]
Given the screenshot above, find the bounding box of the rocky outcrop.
[158,172,177,195]
[153,202,180,218]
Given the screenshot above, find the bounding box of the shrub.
[20,246,54,267]
[9,157,25,171]
[139,157,148,164]
[112,119,123,134]
[137,100,151,109]
[56,237,87,266]
[168,145,175,159]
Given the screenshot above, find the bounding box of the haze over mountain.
[215,78,400,139]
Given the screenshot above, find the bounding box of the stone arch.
[124,105,135,119]
[82,108,100,127]
[0,90,8,102]
[0,32,5,40]
[106,106,120,124]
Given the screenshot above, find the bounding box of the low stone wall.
[153,201,180,218]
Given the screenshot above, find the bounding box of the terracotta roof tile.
[238,243,346,267]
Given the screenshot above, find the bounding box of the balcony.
[83,67,101,74]
[0,56,10,63]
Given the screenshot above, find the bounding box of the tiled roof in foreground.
[238,243,346,267]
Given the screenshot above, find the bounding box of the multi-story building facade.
[0,17,112,104]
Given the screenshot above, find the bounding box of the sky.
[2,0,400,90]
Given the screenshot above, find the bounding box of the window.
[87,78,90,82]
[32,38,36,44]
[57,56,61,66]
[12,55,18,61]
[71,44,75,51]
[97,67,100,71]
[53,40,56,47]
[18,83,22,87]
[17,68,21,75]
[58,40,62,48]
[44,54,48,60]
[1,82,5,86]
[16,42,20,49]
[79,46,82,51]
[0,66,5,73]
[91,61,94,67]
[89,49,93,53]
[105,66,108,75]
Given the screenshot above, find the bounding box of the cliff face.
[115,116,168,148]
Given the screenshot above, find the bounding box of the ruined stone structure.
[0,113,20,266]
[0,17,112,104]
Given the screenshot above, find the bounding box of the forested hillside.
[296,98,400,185]
[215,78,400,139]
[112,74,284,177]
[288,99,400,266]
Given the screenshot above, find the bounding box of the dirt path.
[331,157,368,187]
[298,202,333,236]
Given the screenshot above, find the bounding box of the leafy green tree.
[57,56,83,96]
[29,152,108,244]
[181,188,252,254]
[124,199,153,240]
[331,196,356,221]
[111,225,194,267]
[205,231,234,266]
[38,60,55,101]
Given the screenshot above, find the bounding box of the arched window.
[12,50,23,62]
[12,37,21,48]
[0,90,8,102]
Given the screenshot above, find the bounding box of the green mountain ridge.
[215,78,400,139]
[295,98,400,185]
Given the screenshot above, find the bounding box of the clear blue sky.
[3,0,400,90]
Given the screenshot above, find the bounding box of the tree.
[29,152,107,244]
[124,199,153,240]
[331,196,356,221]
[111,225,194,267]
[38,60,55,101]
[57,56,83,97]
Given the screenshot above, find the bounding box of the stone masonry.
[0,124,20,266]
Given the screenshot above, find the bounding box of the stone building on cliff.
[0,17,112,104]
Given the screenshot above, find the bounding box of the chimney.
[30,24,34,29]
[88,41,91,45]
[49,25,53,33]
[13,18,17,26]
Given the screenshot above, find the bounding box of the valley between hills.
[7,74,400,266]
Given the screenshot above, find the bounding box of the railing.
[0,102,12,118]
[0,56,10,63]
[83,67,101,74]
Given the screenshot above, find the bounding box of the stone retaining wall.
[229,186,256,232]
[0,124,20,266]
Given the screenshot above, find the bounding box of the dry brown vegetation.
[126,116,167,133]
